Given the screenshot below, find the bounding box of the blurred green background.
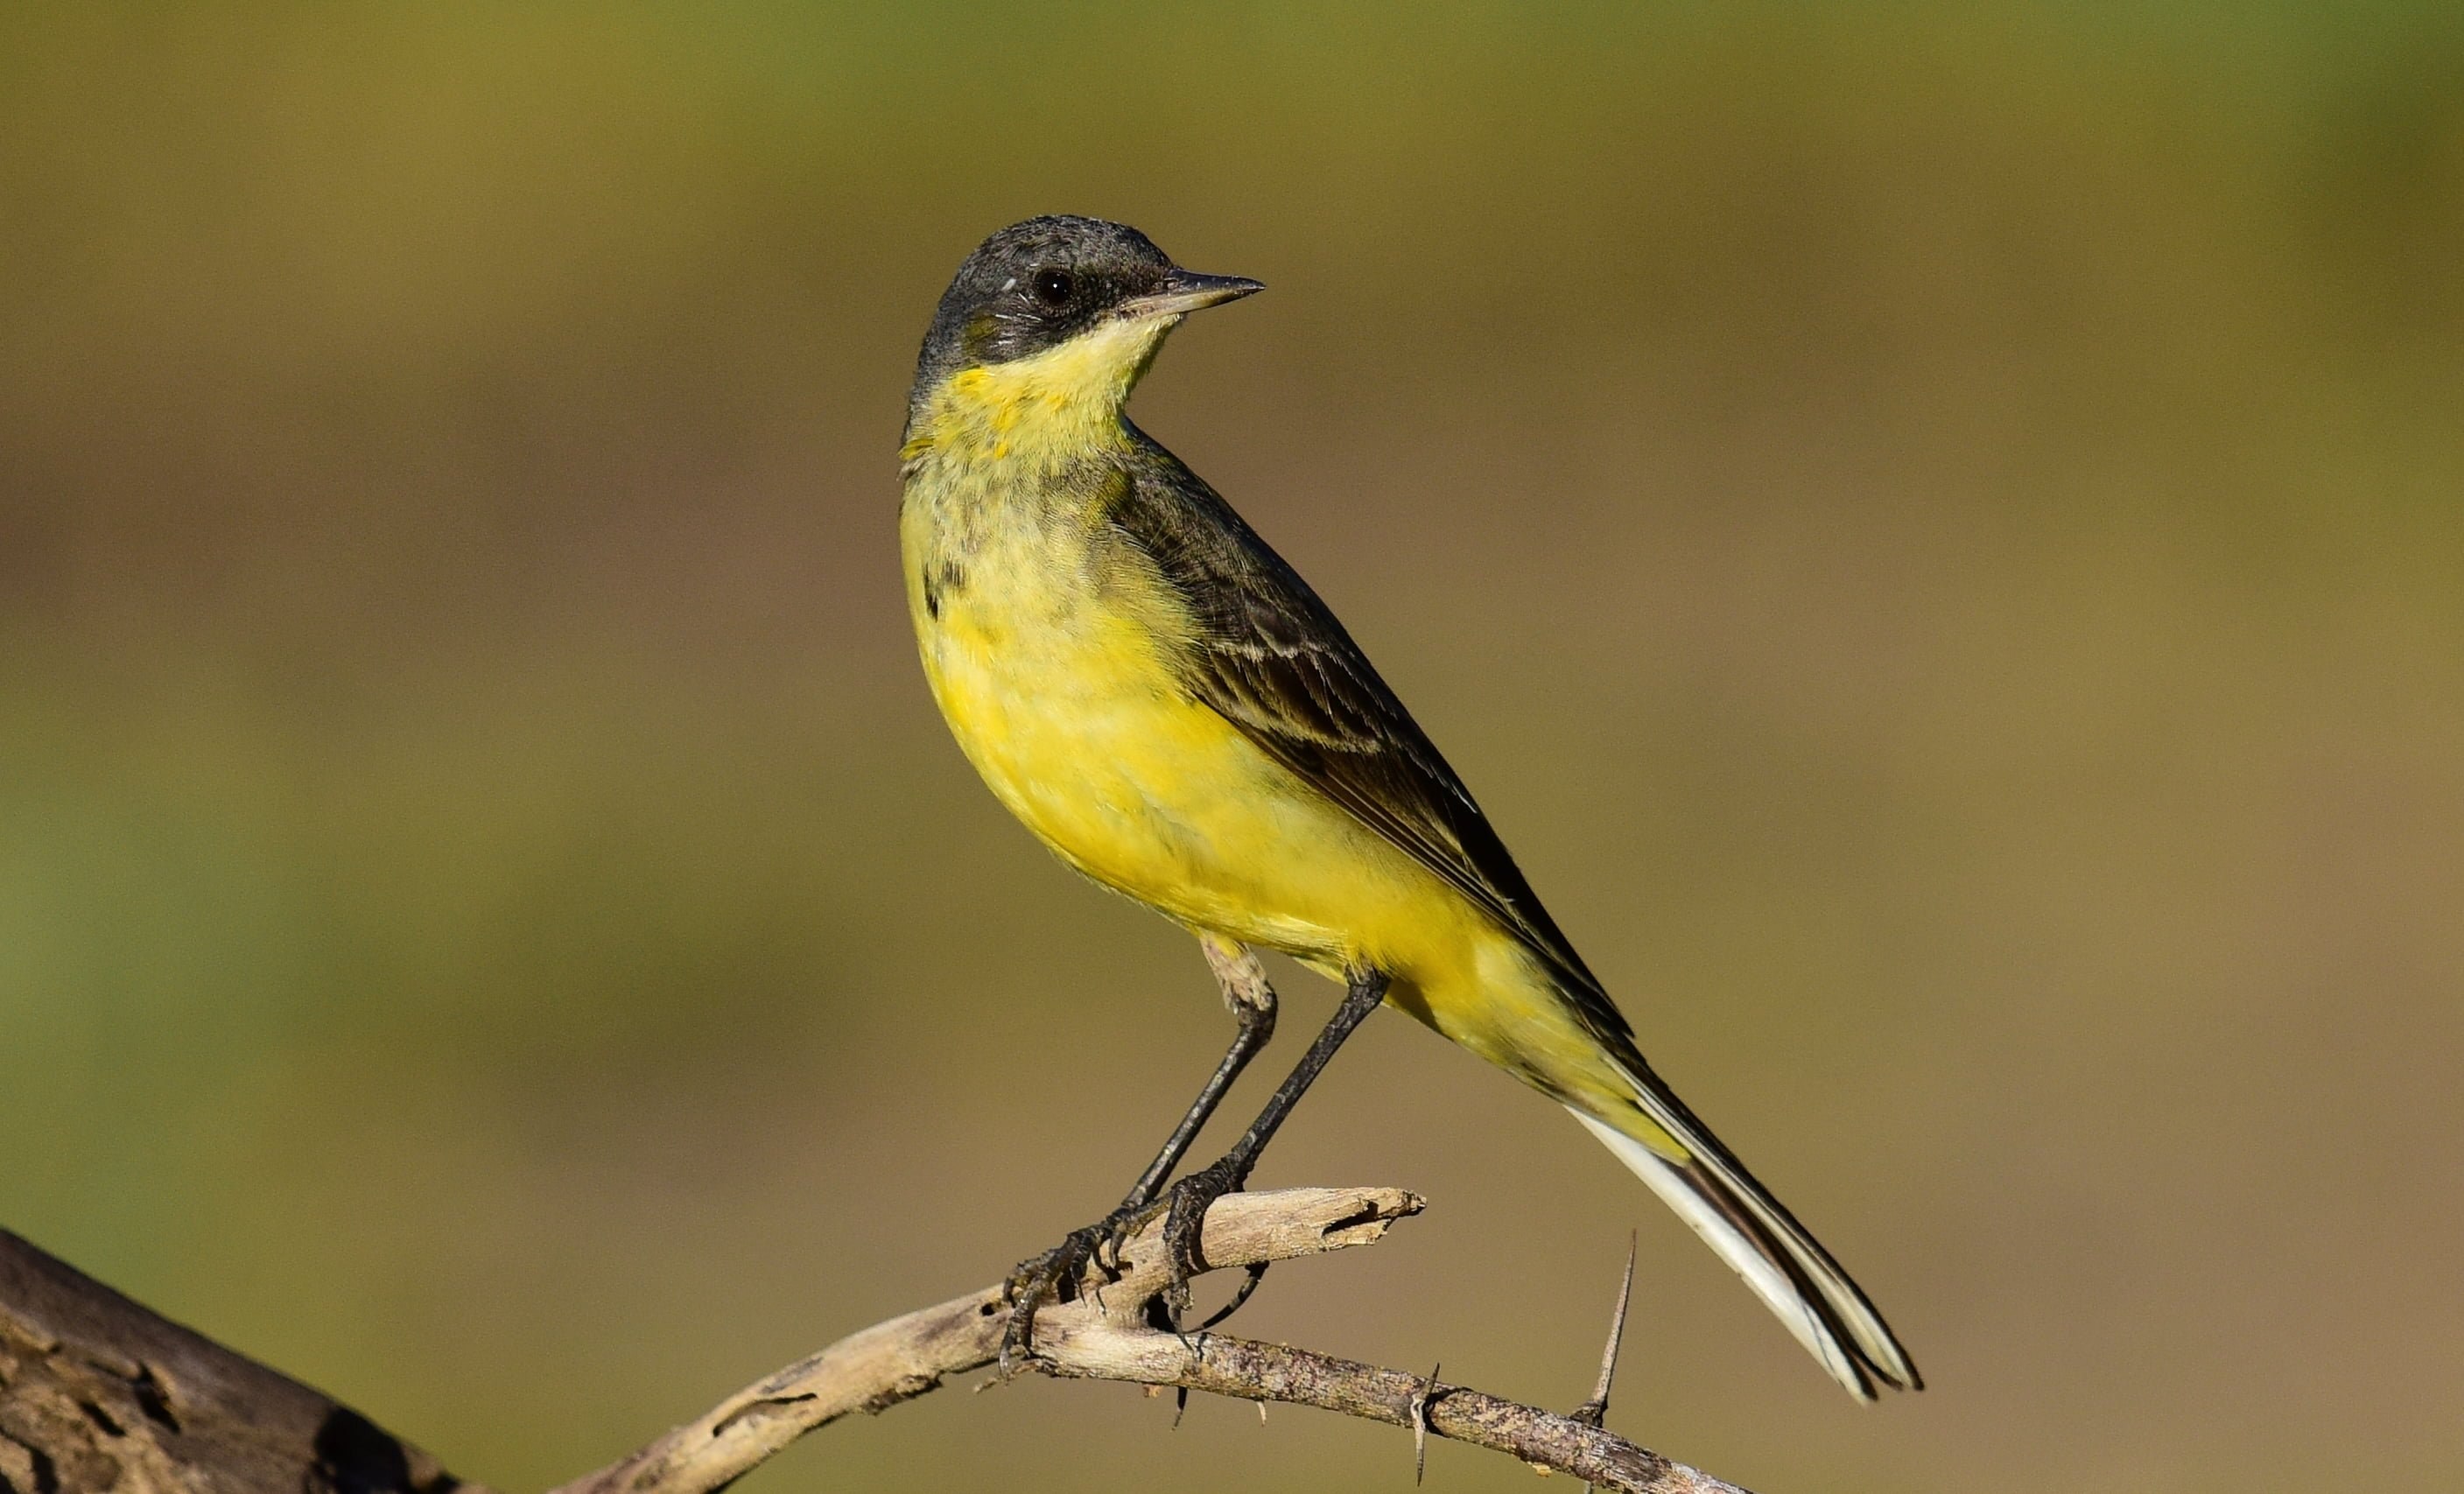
[4,3,2461,1490]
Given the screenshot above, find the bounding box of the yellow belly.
[923,577,1363,951]
[899,481,1632,1112]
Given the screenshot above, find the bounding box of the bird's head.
[904,216,1261,460]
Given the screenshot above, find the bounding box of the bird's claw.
[1005,1155,1264,1373]
[1155,1155,1251,1327]
[1000,1200,1160,1375]
[1000,1226,1099,1376]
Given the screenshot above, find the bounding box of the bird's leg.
[1000,936,1279,1371]
[1154,967,1391,1322]
[1111,936,1279,1224]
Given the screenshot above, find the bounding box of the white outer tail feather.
[1567,1101,1917,1401]
[1568,1111,1867,1397]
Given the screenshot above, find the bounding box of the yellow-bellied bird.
[898,215,1919,1399]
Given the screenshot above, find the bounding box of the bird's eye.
[1030,269,1076,306]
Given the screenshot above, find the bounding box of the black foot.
[1000,1197,1162,1372]
[1155,1154,1255,1328]
[1000,1228,1094,1374]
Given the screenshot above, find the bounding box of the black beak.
[1121,268,1266,319]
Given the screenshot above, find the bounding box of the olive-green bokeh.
[5,4,2460,1490]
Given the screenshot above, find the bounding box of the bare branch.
[1038,1328,1744,1494]
[553,1187,1752,1494]
[547,1187,1421,1494]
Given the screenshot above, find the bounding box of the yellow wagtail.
[898,216,1919,1399]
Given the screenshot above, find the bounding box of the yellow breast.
[897,360,1522,997]
[902,480,1300,934]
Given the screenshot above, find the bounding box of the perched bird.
[898,215,1919,1399]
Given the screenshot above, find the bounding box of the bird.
[896,214,1920,1399]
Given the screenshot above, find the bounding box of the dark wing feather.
[1105,438,1632,1050]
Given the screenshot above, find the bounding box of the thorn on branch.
[1571,1233,1636,1428]
[1410,1360,1443,1484]
[1569,1232,1638,1494]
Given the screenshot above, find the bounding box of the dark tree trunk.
[0,1231,474,1494]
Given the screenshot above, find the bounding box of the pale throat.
[907,314,1177,468]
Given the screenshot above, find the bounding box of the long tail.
[1567,1058,1921,1400]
